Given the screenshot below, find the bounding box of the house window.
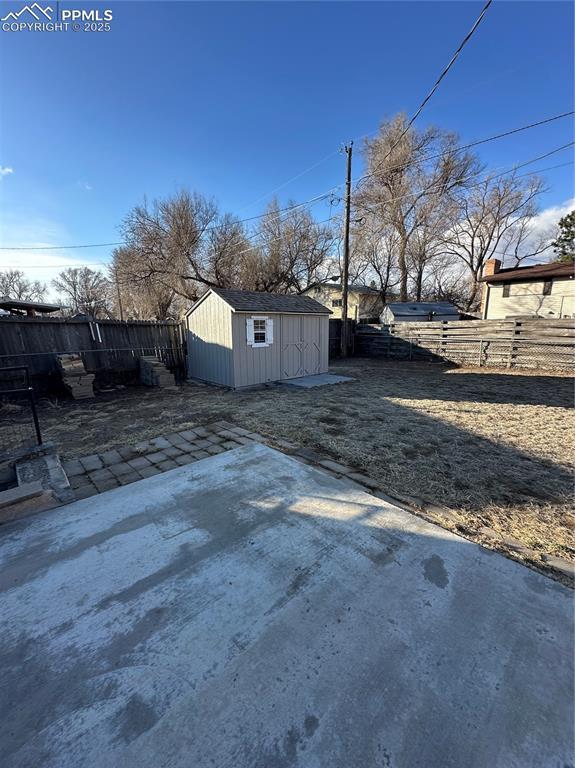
[502,284,510,297]
[332,299,342,307]
[543,280,553,296]
[253,319,266,344]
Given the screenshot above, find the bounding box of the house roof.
[306,282,380,295]
[0,297,62,314]
[478,260,575,284]
[384,301,459,316]
[188,287,332,316]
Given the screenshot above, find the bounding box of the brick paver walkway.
[63,421,262,499]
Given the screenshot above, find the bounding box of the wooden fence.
[329,319,355,358]
[355,319,575,371]
[0,317,185,390]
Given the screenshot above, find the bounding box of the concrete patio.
[0,443,573,767]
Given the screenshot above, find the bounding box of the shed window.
[543,280,553,296]
[502,284,511,297]
[332,299,342,307]
[246,316,273,348]
[254,319,266,344]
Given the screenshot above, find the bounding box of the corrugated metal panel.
[186,292,234,386]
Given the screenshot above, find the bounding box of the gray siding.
[232,312,329,388]
[232,312,283,387]
[186,293,234,386]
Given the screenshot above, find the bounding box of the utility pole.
[340,141,353,357]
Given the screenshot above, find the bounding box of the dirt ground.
[2,358,574,569]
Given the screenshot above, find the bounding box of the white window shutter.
[246,318,255,345]
[265,318,273,344]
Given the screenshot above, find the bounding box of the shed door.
[280,316,304,379]
[302,316,321,375]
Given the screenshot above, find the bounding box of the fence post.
[508,320,521,369]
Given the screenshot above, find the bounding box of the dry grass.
[3,359,574,567]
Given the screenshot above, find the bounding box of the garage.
[185,287,331,388]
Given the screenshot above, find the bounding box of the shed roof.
[385,301,459,316]
[0,297,62,314]
[478,260,575,284]
[189,287,331,316]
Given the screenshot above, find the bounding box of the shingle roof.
[306,282,380,295]
[203,287,331,314]
[385,302,459,316]
[478,260,574,283]
[0,297,62,313]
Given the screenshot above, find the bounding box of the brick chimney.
[480,259,501,319]
[483,258,501,278]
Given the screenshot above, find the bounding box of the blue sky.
[0,0,573,287]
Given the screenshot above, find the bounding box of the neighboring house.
[185,287,331,388]
[303,282,384,322]
[0,298,62,317]
[381,301,460,324]
[479,259,575,320]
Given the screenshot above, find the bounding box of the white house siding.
[304,286,382,321]
[484,278,575,319]
[186,293,234,386]
[231,312,329,388]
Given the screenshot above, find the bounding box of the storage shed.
[381,301,460,324]
[185,288,331,388]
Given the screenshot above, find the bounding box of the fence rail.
[355,319,575,370]
[0,317,186,390]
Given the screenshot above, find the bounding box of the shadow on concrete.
[0,444,573,768]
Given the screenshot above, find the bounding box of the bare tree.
[442,173,546,309]
[251,200,336,293]
[356,114,479,301]
[420,256,471,310]
[351,217,400,302]
[52,267,111,317]
[0,269,46,301]
[497,214,554,267]
[120,190,248,301]
[111,248,180,320]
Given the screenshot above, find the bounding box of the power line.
[235,149,342,214]
[6,157,572,271]
[361,0,494,185]
[0,109,571,254]
[402,0,493,132]
[5,147,573,268]
[355,110,575,185]
[238,0,494,209]
[0,190,337,252]
[355,148,574,218]
[1,215,337,269]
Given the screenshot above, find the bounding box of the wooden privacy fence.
[329,319,355,357]
[355,319,575,371]
[0,317,186,389]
